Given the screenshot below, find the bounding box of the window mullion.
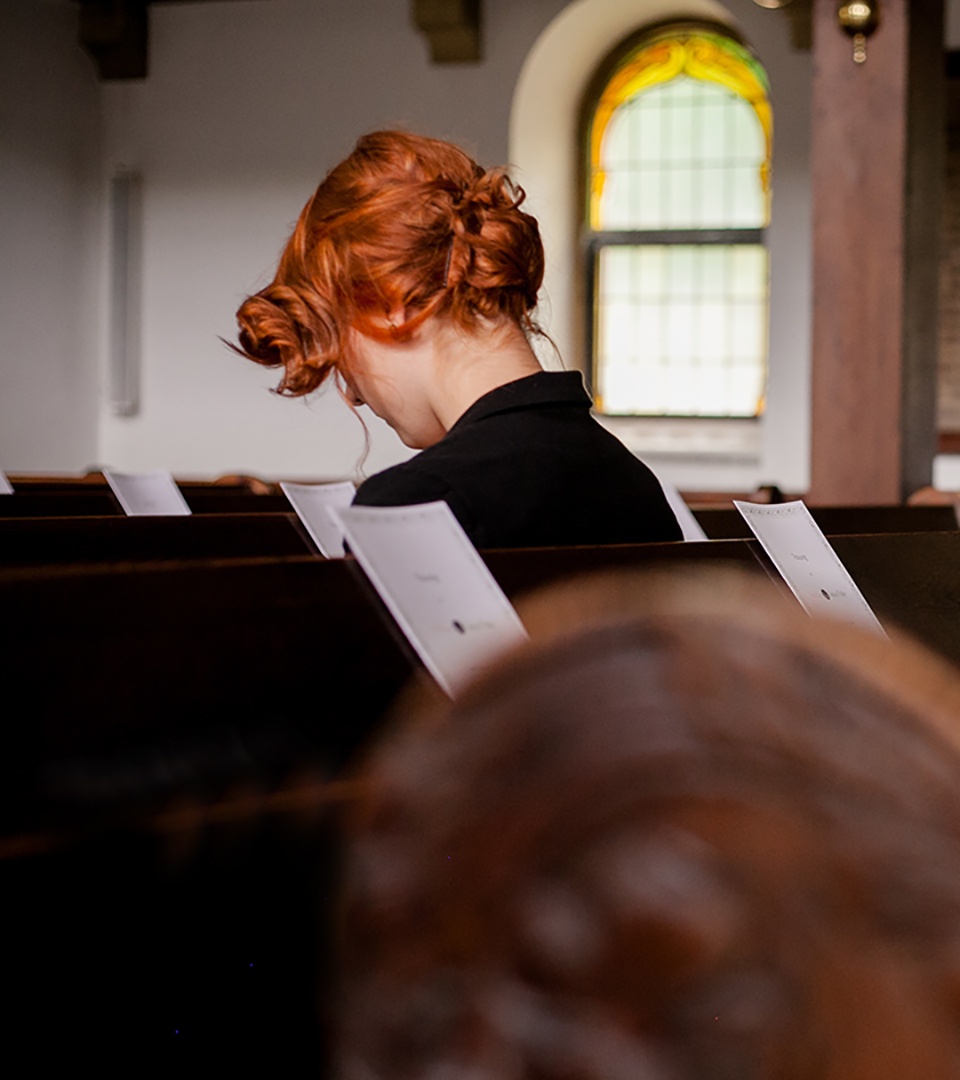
[589,229,764,247]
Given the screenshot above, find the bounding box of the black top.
[352,371,682,549]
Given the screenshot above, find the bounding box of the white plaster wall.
[0,0,101,471]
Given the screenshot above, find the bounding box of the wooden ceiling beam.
[750,0,812,50]
[412,0,482,63]
[75,0,149,80]
[73,0,263,81]
[783,0,812,50]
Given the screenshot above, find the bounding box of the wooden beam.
[784,0,813,50]
[74,0,265,81]
[76,0,149,80]
[809,0,944,502]
[412,0,482,63]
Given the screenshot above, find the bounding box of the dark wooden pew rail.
[0,512,319,567]
[692,502,959,539]
[0,487,296,517]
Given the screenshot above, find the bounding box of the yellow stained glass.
[589,29,772,230]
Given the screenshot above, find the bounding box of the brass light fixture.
[837,1,879,63]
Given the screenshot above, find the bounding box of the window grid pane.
[596,244,768,417]
[599,77,766,231]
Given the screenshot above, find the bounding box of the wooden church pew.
[6,529,960,1075]
[1,520,952,777]
[0,539,771,827]
[0,488,123,517]
[8,527,960,822]
[0,512,318,567]
[486,531,960,671]
[0,536,770,1074]
[482,535,769,596]
[0,554,414,823]
[693,502,959,540]
[8,476,274,493]
[181,490,296,513]
[0,487,295,518]
[830,531,960,665]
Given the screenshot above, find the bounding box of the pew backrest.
[694,503,959,540]
[0,512,317,567]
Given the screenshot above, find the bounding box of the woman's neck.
[427,315,544,432]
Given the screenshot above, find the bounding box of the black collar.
[448,371,590,432]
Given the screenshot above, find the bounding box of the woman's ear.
[358,304,409,340]
[386,304,412,338]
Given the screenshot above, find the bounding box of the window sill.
[596,415,762,463]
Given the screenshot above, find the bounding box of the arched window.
[583,21,772,418]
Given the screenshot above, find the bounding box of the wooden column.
[810,0,943,503]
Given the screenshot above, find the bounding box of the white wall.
[0,0,101,471]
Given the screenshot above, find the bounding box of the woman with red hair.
[234,131,680,549]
